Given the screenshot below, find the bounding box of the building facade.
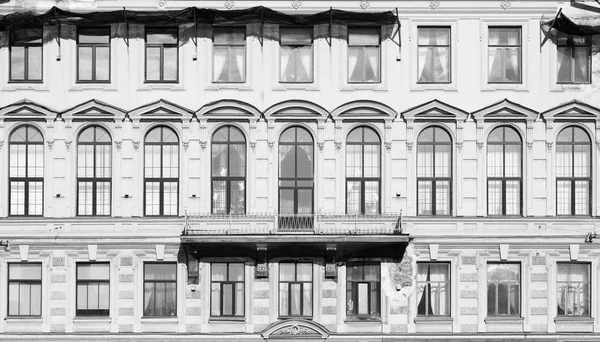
[0,0,599,340]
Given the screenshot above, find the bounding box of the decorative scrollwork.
[317,142,325,152]
[47,140,55,151]
[359,0,370,10]
[500,0,511,10]
[250,141,257,150]
[156,0,167,9]
[385,142,392,151]
[224,0,235,9]
[182,142,189,152]
[406,141,413,152]
[291,0,302,9]
[456,142,463,151]
[200,141,207,151]
[477,141,484,151]
[430,0,440,10]
[115,141,123,152]
[268,141,275,150]
[65,140,72,151]
[132,141,140,151]
[334,142,342,151]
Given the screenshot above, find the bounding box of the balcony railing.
[184,212,402,235]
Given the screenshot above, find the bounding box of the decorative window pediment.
[197,99,261,120]
[128,99,193,120]
[332,100,396,120]
[542,100,600,122]
[265,100,328,119]
[402,99,468,122]
[472,98,537,122]
[0,99,56,120]
[261,319,330,340]
[62,99,126,121]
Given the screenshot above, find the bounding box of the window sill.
[209,317,246,323]
[273,83,319,91]
[3,83,49,92]
[206,83,252,91]
[481,83,528,92]
[410,83,458,92]
[141,317,178,323]
[341,84,386,92]
[485,316,524,324]
[550,84,586,92]
[70,84,117,92]
[344,317,381,323]
[138,83,184,91]
[73,317,112,322]
[5,316,43,321]
[554,316,594,323]
[414,316,453,324]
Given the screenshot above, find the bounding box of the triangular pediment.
[128,99,193,118]
[265,100,328,118]
[472,99,538,121]
[62,99,126,119]
[332,100,397,119]
[261,319,329,340]
[0,99,56,118]
[542,100,600,121]
[402,99,468,121]
[197,99,261,118]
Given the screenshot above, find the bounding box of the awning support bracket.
[192,10,198,60]
[326,7,332,49]
[259,7,264,50]
[390,7,402,53]
[123,7,130,48]
[540,8,561,51]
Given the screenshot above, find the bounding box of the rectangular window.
[77,27,110,83]
[76,263,110,316]
[557,33,591,84]
[279,262,312,317]
[417,27,450,83]
[488,27,521,83]
[10,27,43,82]
[348,27,380,83]
[280,27,313,83]
[417,263,450,316]
[8,263,42,316]
[557,263,590,316]
[211,263,244,317]
[143,263,177,317]
[346,262,380,318]
[145,27,178,82]
[213,27,246,83]
[487,263,520,316]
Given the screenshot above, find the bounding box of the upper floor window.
[487,263,520,317]
[280,27,313,83]
[279,262,312,317]
[417,262,450,316]
[279,127,314,229]
[348,27,380,83]
[557,262,590,317]
[9,125,44,216]
[213,27,245,83]
[8,263,42,316]
[76,263,110,316]
[143,263,177,317]
[488,27,521,83]
[10,27,43,82]
[346,261,380,318]
[556,126,591,216]
[346,126,380,214]
[77,27,110,83]
[557,33,591,84]
[144,126,179,216]
[145,27,178,82]
[417,127,452,216]
[417,27,450,83]
[211,263,244,317]
[487,126,522,216]
[77,126,112,216]
[212,126,246,214]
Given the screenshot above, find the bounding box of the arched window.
[556,126,591,215]
[77,126,112,216]
[487,126,522,216]
[144,126,179,216]
[9,125,44,216]
[279,127,314,228]
[211,126,246,214]
[417,127,451,216]
[346,126,380,214]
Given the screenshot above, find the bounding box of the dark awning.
[542,11,600,37]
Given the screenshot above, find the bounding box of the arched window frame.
[416,126,452,216]
[8,124,44,216]
[345,126,381,215]
[211,125,247,215]
[144,126,180,216]
[76,125,112,216]
[486,125,523,216]
[555,125,592,216]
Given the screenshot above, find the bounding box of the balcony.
[184,212,403,236]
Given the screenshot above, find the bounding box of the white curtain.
[417,264,448,315]
[213,49,227,81]
[348,48,359,81]
[557,264,589,316]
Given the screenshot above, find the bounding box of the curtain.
[348,48,359,81]
[417,264,448,315]
[557,264,589,316]
[418,29,449,82]
[557,47,572,82]
[574,47,589,82]
[213,48,227,82]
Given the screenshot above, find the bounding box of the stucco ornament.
[500,0,511,10]
[359,0,370,10]
[291,0,302,10]
[132,141,140,151]
[224,0,235,9]
[272,325,319,335]
[430,0,440,10]
[156,0,167,9]
[114,141,123,152]
[65,140,72,151]
[0,140,4,151]
[47,140,55,151]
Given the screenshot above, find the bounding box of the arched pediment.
[402,99,468,121]
[541,100,600,121]
[128,99,193,120]
[261,319,329,340]
[61,99,127,121]
[197,99,261,119]
[0,99,56,119]
[472,99,538,122]
[332,100,397,119]
[264,100,328,119]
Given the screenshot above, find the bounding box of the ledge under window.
[209,316,246,323]
[141,317,179,323]
[554,316,594,323]
[414,316,453,324]
[344,316,381,323]
[5,316,43,321]
[485,316,524,324]
[73,317,112,322]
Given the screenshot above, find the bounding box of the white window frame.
[272,25,321,92]
[205,24,253,91]
[1,26,50,92]
[340,26,389,92]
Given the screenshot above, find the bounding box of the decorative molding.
[87,245,98,261]
[499,244,509,261]
[47,140,55,151]
[132,141,140,151]
[429,244,439,261]
[500,0,511,10]
[406,141,413,152]
[430,0,440,10]
[385,141,392,151]
[224,0,235,9]
[20,245,29,261]
[526,141,533,151]
[156,0,167,9]
[64,140,72,151]
[359,0,370,10]
[291,0,302,9]
[182,141,189,152]
[155,244,165,261]
[0,140,3,151]
[476,141,484,151]
[596,141,600,152]
[115,141,123,152]
[317,142,324,152]
[268,141,275,150]
[200,141,207,151]
[569,244,579,261]
[272,325,319,336]
[334,142,342,151]
[456,142,463,151]
[250,141,257,150]
[65,121,72,129]
[546,141,553,152]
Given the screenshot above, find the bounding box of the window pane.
[78,263,109,280]
[96,46,110,81]
[79,29,110,44]
[357,283,368,314]
[10,264,41,280]
[27,46,42,80]
[504,47,521,82]
[296,263,312,281]
[222,283,233,315]
[280,263,296,281]
[290,283,301,315]
[487,180,502,215]
[435,180,450,215]
[8,283,19,315]
[303,283,312,316]
[145,264,176,280]
[557,47,573,83]
[235,283,244,315]
[346,181,361,214]
[418,27,449,45]
[146,47,161,81]
[212,180,226,214]
[349,28,379,45]
[77,284,88,310]
[147,31,177,44]
[489,28,520,45]
[418,180,432,215]
[418,47,450,83]
[230,180,245,214]
[78,46,93,81]
[279,283,288,316]
[211,283,220,316]
[280,46,312,82]
[229,263,244,281]
[163,47,178,81]
[214,28,245,45]
[488,47,503,82]
[10,46,25,80]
